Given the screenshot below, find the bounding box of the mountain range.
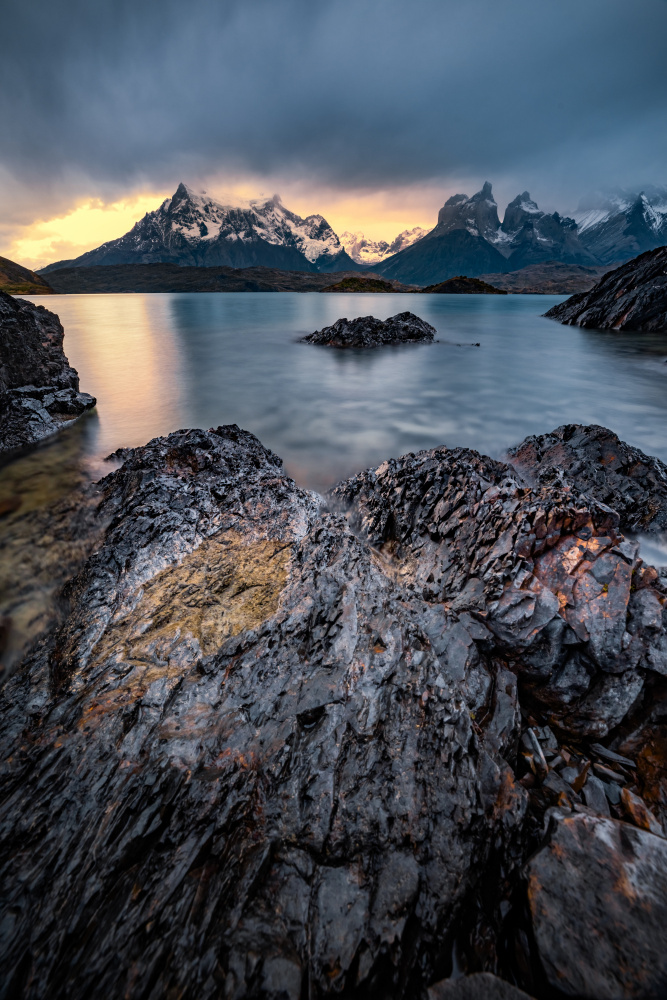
[39,181,667,286]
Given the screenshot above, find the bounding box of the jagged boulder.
[0,291,95,456]
[544,246,667,331]
[302,310,435,347]
[505,422,667,533]
[1,423,666,998]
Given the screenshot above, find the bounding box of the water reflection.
[3,290,667,677]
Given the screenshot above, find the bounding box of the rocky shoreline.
[1,419,666,999]
[545,246,667,331]
[0,291,95,458]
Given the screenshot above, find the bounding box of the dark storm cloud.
[2,0,667,206]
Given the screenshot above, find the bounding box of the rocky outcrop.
[506,423,667,534]
[1,423,666,998]
[428,974,534,1000]
[302,310,435,347]
[421,276,506,294]
[0,291,95,456]
[544,246,667,331]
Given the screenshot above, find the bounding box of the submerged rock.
[544,245,667,331]
[0,422,666,998]
[526,812,667,999]
[0,291,95,457]
[302,310,435,347]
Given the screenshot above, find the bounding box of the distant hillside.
[0,255,54,295]
[479,261,611,294]
[43,263,389,293]
[40,184,362,276]
[421,276,506,294]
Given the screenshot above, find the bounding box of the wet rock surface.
[0,291,95,457]
[302,310,436,348]
[506,422,667,533]
[544,245,667,331]
[1,423,667,999]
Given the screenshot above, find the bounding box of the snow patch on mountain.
[340,227,430,264]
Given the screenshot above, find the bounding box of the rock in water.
[1,423,666,998]
[505,422,667,533]
[544,245,667,331]
[302,310,435,347]
[0,291,95,456]
[526,812,667,998]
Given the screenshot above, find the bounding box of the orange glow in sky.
[2,182,449,271]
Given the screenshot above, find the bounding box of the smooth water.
[2,291,667,676]
[18,292,667,492]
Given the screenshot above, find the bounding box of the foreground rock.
[545,246,667,331]
[428,974,534,1000]
[506,422,667,533]
[302,310,436,347]
[1,423,666,998]
[0,291,95,456]
[421,276,507,294]
[527,812,667,998]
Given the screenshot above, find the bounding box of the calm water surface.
[2,291,667,675]
[18,291,667,491]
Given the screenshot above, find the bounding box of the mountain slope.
[500,193,598,268]
[41,184,362,274]
[0,255,54,294]
[375,184,509,284]
[339,227,430,265]
[575,189,667,265]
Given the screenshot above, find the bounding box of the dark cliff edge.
[544,246,667,330]
[0,291,96,458]
[1,421,667,999]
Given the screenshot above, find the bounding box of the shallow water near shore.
[2,290,667,675]
[15,291,667,490]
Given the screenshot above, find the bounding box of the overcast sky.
[2,0,667,259]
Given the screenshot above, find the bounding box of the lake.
[16,291,667,492]
[3,290,667,676]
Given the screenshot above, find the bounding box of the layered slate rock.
[544,245,667,331]
[302,310,435,348]
[0,291,95,456]
[2,425,667,998]
[506,423,667,533]
[526,812,667,999]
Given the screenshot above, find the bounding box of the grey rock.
[526,812,667,998]
[582,775,611,817]
[0,291,95,455]
[428,972,534,1000]
[302,310,436,348]
[544,245,667,332]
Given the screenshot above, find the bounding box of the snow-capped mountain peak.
[340,226,430,265]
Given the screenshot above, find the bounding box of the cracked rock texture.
[0,423,666,999]
[0,291,95,457]
[302,310,436,348]
[544,246,667,331]
[506,423,667,534]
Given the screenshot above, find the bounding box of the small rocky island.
[545,245,667,331]
[302,310,436,347]
[1,417,667,999]
[421,275,507,294]
[0,291,95,457]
